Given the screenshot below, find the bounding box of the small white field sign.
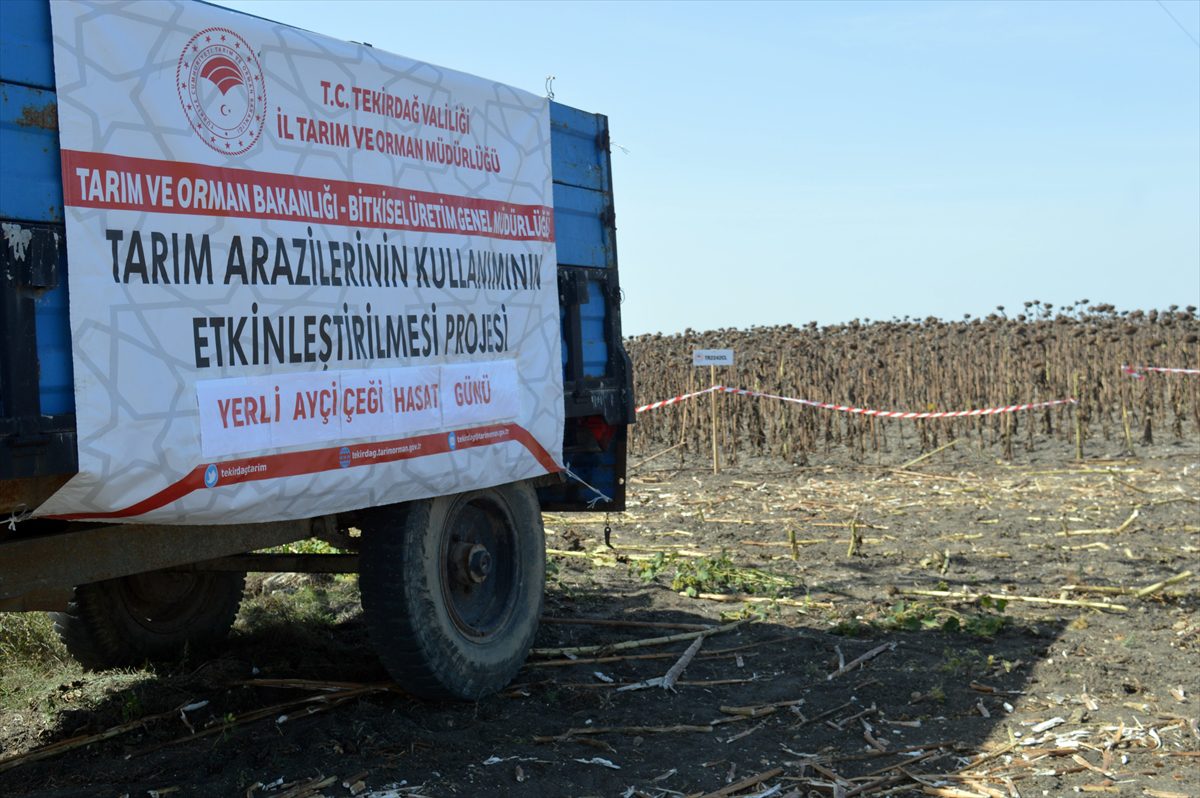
[693,349,735,367]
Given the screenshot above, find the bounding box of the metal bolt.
[466,545,492,583]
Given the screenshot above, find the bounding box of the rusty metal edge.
[0,518,320,603]
[180,552,359,573]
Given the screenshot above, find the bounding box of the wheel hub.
[451,541,493,585]
[467,545,492,582]
[441,498,519,639]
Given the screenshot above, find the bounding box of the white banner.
[39,0,563,523]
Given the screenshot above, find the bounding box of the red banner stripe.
[48,423,558,521]
[60,149,554,242]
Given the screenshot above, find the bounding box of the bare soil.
[1,435,1197,798]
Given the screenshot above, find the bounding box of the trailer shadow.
[1,578,1075,798]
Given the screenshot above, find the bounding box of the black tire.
[51,570,245,669]
[359,481,545,700]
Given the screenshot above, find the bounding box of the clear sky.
[214,0,1200,335]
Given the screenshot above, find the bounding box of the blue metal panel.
[549,102,604,192]
[538,450,620,508]
[552,183,606,268]
[0,0,55,90]
[564,448,618,500]
[0,1,69,417]
[34,280,73,414]
[557,279,609,379]
[0,83,63,223]
[579,282,608,378]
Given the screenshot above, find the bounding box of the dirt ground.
[1,433,1197,798]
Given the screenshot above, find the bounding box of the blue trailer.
[0,0,632,699]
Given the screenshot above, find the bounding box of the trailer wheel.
[51,571,245,669]
[359,481,545,700]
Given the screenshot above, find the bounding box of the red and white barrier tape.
[635,385,721,414]
[637,385,1077,419]
[1122,365,1200,379]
